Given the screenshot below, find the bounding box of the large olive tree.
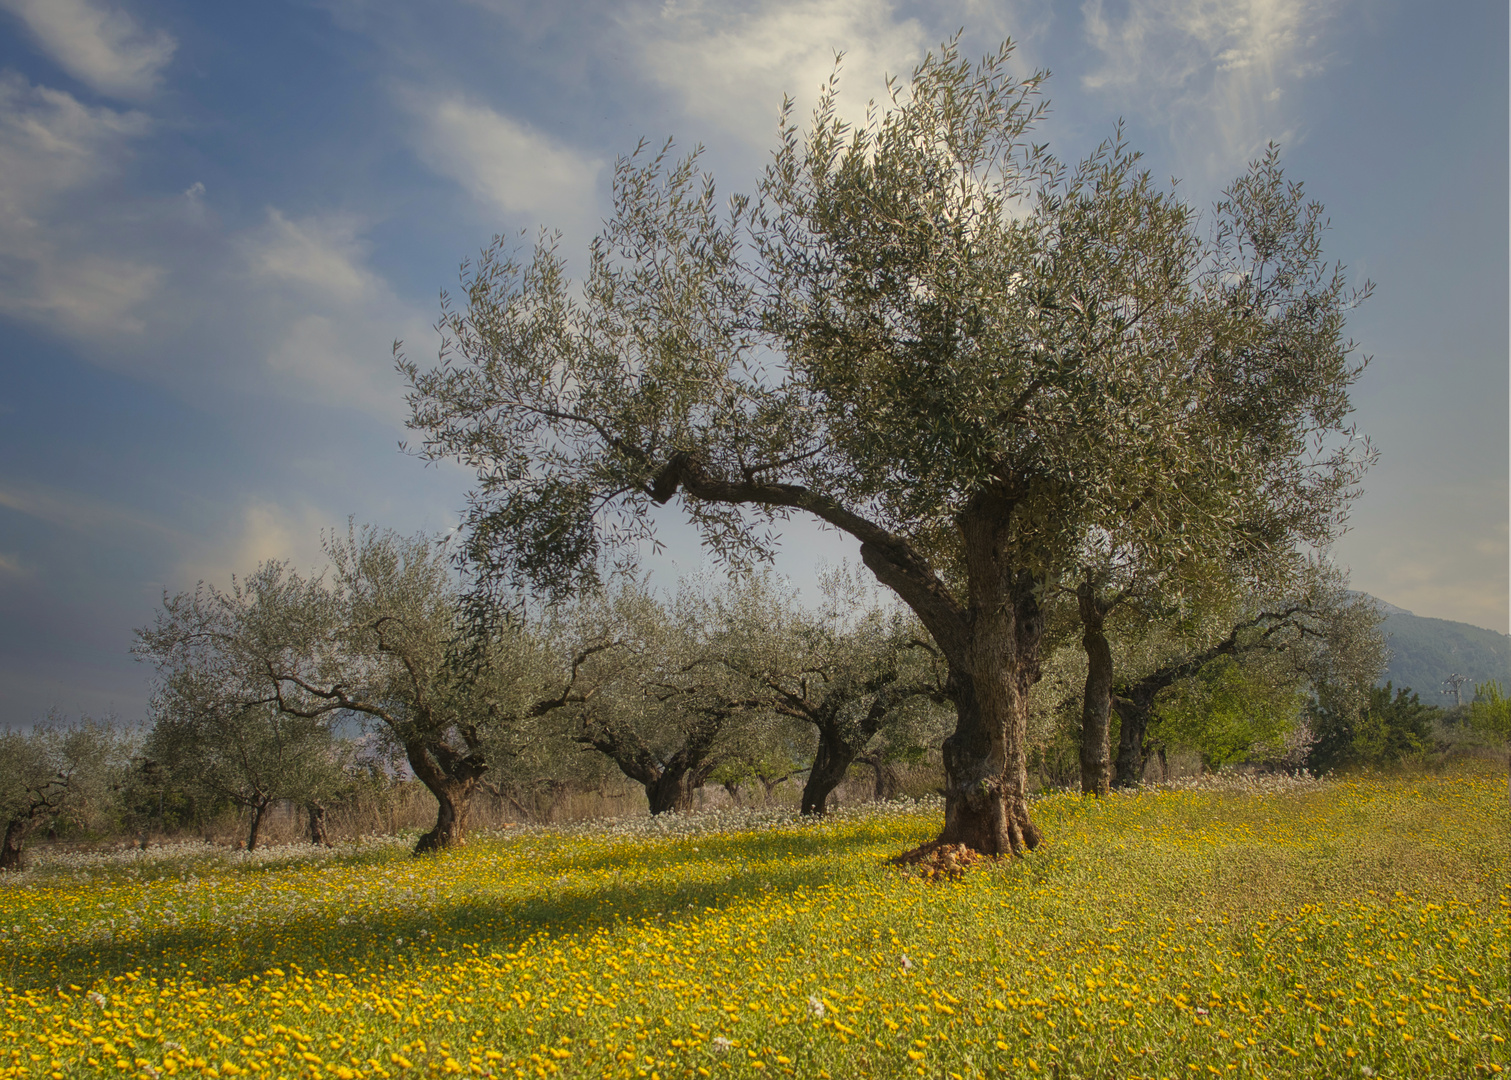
[401,41,1370,855]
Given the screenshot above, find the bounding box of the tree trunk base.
[938,787,1040,856]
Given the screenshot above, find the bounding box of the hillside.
[1366,597,1511,704]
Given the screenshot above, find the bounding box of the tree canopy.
[401,39,1371,855]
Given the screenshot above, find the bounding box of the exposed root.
[891,840,990,882]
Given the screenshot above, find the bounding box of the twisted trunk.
[801,729,855,815]
[933,502,1044,856]
[646,768,700,815]
[245,797,272,851]
[1078,584,1116,797]
[1113,687,1159,787]
[407,740,486,854]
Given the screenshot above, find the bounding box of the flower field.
[2,768,1506,1080]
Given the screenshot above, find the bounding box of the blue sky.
[0,0,1506,727]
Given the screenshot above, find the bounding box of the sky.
[0,0,1506,727]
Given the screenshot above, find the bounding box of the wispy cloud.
[0,480,185,542]
[240,208,427,418]
[243,209,380,307]
[623,0,930,147]
[0,0,176,100]
[173,500,339,591]
[1081,0,1338,177]
[403,90,604,227]
[0,72,161,335]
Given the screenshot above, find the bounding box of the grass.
[1,767,1506,1080]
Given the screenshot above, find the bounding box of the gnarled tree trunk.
[934,513,1044,855]
[245,798,272,851]
[406,741,486,854]
[646,768,699,815]
[1113,689,1157,787]
[801,729,856,815]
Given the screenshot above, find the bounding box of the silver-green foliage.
[0,716,134,869]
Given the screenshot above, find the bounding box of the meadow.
[1,768,1506,1080]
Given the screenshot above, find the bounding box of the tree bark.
[801,729,856,815]
[406,740,486,854]
[858,751,902,801]
[415,778,476,852]
[0,817,33,871]
[245,798,271,852]
[1077,584,1116,797]
[1113,693,1153,788]
[933,500,1044,856]
[306,802,329,846]
[646,768,698,815]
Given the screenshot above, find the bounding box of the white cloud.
[1081,0,1337,176]
[174,500,338,591]
[624,0,931,147]
[243,209,379,306]
[0,72,161,334]
[0,0,176,99]
[406,91,604,225]
[239,208,426,417]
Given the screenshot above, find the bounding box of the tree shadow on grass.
[6,820,934,991]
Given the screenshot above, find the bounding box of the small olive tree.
[402,40,1371,855]
[0,716,133,870]
[136,527,601,854]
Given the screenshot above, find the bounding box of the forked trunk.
[306,802,329,846]
[415,779,476,853]
[1078,587,1115,797]
[0,816,32,871]
[801,727,857,815]
[245,798,271,852]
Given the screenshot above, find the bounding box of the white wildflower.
[86,991,106,1007]
[807,995,826,1019]
[711,1037,732,1053]
[900,954,913,972]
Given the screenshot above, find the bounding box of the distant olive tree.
[0,716,133,870]
[136,526,602,854]
[402,40,1372,856]
[142,688,349,850]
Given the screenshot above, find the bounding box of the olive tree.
[1107,570,1385,785]
[136,527,599,854]
[0,716,133,870]
[708,569,950,814]
[551,579,780,815]
[143,688,347,850]
[401,41,1370,856]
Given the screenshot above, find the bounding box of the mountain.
[1360,596,1511,706]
